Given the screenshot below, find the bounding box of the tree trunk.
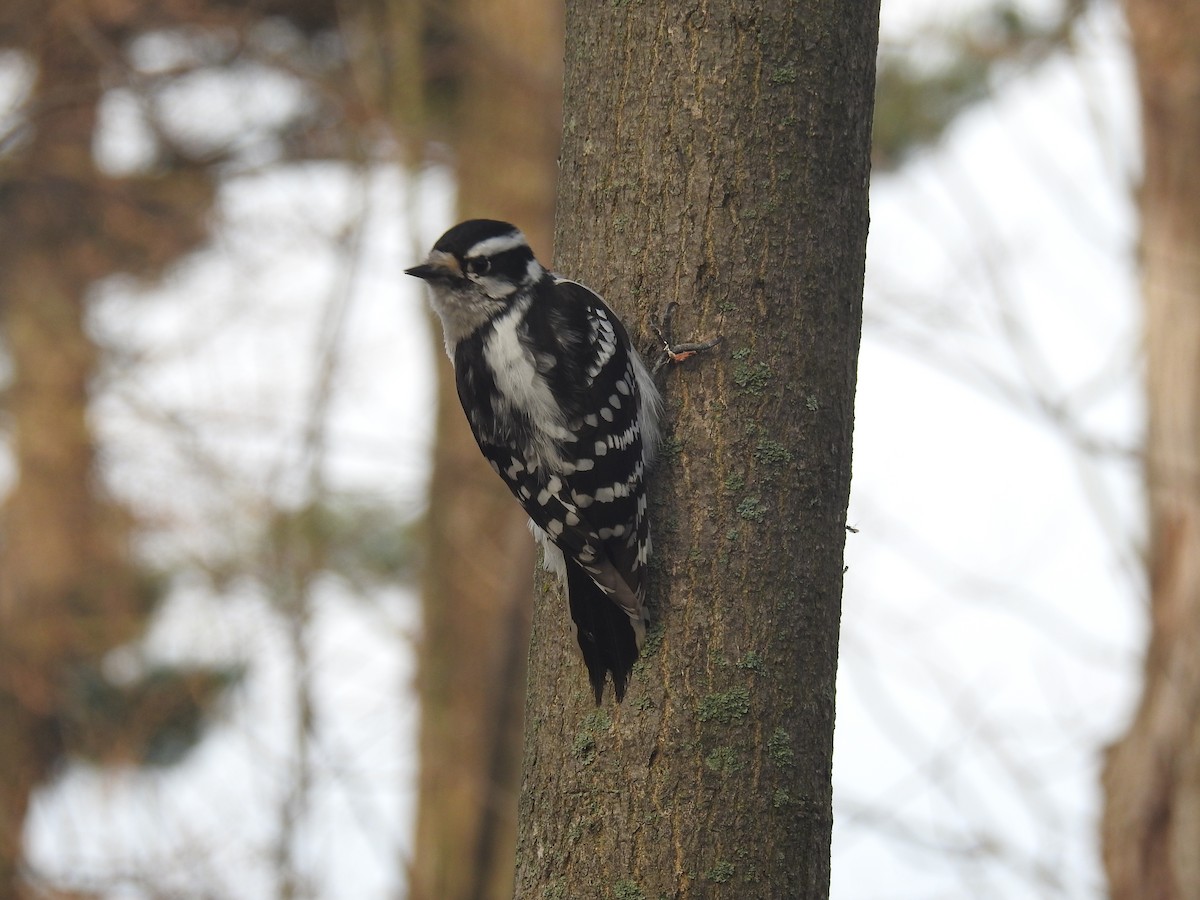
[0,15,140,897]
[1102,3,1200,898]
[0,6,242,893]
[409,2,562,898]
[513,1,878,896]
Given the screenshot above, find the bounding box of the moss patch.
[697,687,751,725]
[736,496,766,523]
[572,709,611,765]
[704,745,745,776]
[753,439,793,466]
[707,861,736,883]
[735,650,764,673]
[730,347,772,397]
[768,727,795,768]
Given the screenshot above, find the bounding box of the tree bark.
[1102,3,1200,899]
[409,2,562,898]
[513,2,878,896]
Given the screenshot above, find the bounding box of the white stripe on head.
[466,229,529,259]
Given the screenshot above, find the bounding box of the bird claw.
[650,303,721,374]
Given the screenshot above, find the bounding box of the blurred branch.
[874,0,1094,169]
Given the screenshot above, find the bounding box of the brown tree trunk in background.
[409,1,562,898]
[0,17,141,897]
[1102,3,1200,898]
[0,6,225,892]
[513,1,877,896]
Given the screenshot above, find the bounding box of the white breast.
[483,295,573,469]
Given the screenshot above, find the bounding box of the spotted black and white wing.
[452,274,660,702]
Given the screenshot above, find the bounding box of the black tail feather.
[565,561,640,704]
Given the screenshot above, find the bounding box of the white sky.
[836,3,1140,896]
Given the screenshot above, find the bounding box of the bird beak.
[404,263,439,280]
[405,250,461,281]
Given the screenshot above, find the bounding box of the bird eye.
[466,257,491,276]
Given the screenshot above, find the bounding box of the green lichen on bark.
[697,688,751,725]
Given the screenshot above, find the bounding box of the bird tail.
[565,560,642,703]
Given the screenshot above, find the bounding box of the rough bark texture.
[513,2,878,897]
[409,2,562,898]
[1102,3,1200,898]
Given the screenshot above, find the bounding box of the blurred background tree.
[1100,1,1200,897]
[0,3,339,893]
[0,0,553,896]
[0,2,409,896]
[382,0,561,897]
